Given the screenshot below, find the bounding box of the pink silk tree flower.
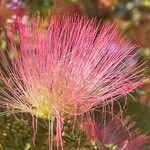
[92,115,148,150]
[0,16,144,148]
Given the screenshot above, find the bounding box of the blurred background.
[0,0,150,149]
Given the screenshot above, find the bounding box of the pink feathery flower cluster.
[0,16,144,147]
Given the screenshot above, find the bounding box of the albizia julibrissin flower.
[0,16,144,148]
[91,115,148,150]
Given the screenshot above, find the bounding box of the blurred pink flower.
[0,16,144,148]
[10,0,25,19]
[81,114,148,150]
[1,0,25,23]
[93,115,148,150]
